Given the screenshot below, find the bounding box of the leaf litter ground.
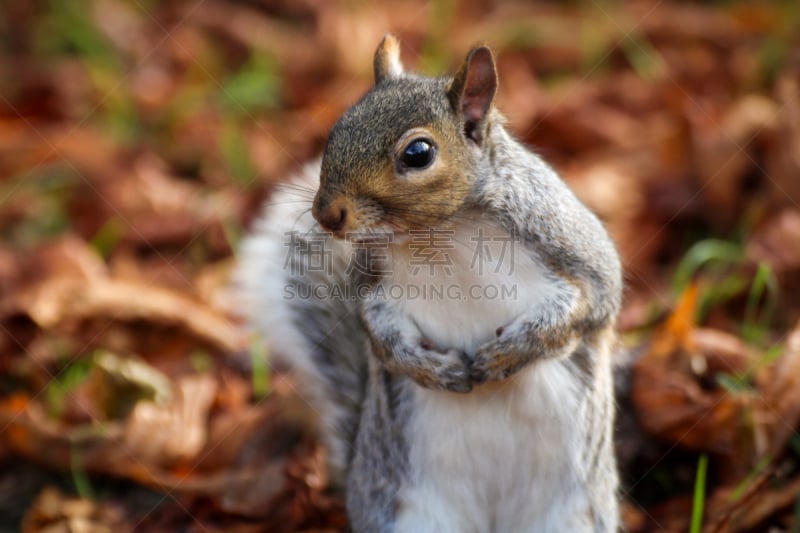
[1,1,799,531]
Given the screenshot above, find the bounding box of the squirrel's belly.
[394,359,589,532]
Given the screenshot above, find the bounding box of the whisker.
[261,198,314,205]
[268,189,316,201]
[291,207,315,232]
[271,181,318,193]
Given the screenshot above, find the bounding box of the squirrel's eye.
[400,139,434,169]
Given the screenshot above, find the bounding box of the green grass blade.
[70,444,94,500]
[730,455,771,501]
[690,454,709,533]
[742,262,778,344]
[251,336,270,400]
[715,372,751,394]
[672,239,743,293]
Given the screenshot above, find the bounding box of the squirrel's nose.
[316,205,347,233]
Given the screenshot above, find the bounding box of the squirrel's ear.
[374,34,404,84]
[448,46,497,145]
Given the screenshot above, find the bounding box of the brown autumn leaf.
[632,284,758,457]
[124,373,216,466]
[197,373,318,474]
[754,319,800,458]
[0,124,119,180]
[632,359,747,454]
[19,235,108,287]
[746,208,800,275]
[494,53,547,134]
[524,85,625,158]
[689,95,778,232]
[10,275,244,354]
[564,160,645,227]
[705,474,800,533]
[691,328,756,378]
[645,282,699,364]
[194,257,240,317]
[22,486,127,533]
[640,2,745,44]
[703,466,773,533]
[0,374,318,521]
[68,153,242,252]
[1,0,798,530]
[619,500,647,533]
[765,71,800,209]
[0,236,107,369]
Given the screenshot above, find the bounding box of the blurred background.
[1,0,799,531]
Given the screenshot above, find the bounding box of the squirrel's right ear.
[374,34,404,84]
[448,46,497,146]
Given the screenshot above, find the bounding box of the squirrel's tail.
[235,161,366,481]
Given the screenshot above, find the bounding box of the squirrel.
[237,34,622,533]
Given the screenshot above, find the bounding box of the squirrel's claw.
[412,346,473,393]
[470,335,530,384]
[383,342,472,393]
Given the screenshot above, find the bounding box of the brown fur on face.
[312,78,478,239]
[313,40,497,239]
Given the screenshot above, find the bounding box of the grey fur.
[237,39,622,532]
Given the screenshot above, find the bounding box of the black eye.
[400,139,434,169]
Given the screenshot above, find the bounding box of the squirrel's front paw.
[469,330,530,385]
[386,342,473,393]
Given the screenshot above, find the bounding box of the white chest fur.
[386,214,550,356]
[385,214,592,533]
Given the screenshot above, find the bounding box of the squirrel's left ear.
[374,34,404,84]
[448,46,497,146]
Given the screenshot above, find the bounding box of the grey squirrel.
[237,35,622,533]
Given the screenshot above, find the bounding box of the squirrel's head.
[312,34,498,240]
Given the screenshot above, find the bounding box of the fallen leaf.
[632,285,759,458]
[755,320,800,458]
[9,276,245,354]
[746,208,800,274]
[706,474,800,532]
[124,373,216,465]
[765,71,800,209]
[690,95,778,231]
[22,487,127,533]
